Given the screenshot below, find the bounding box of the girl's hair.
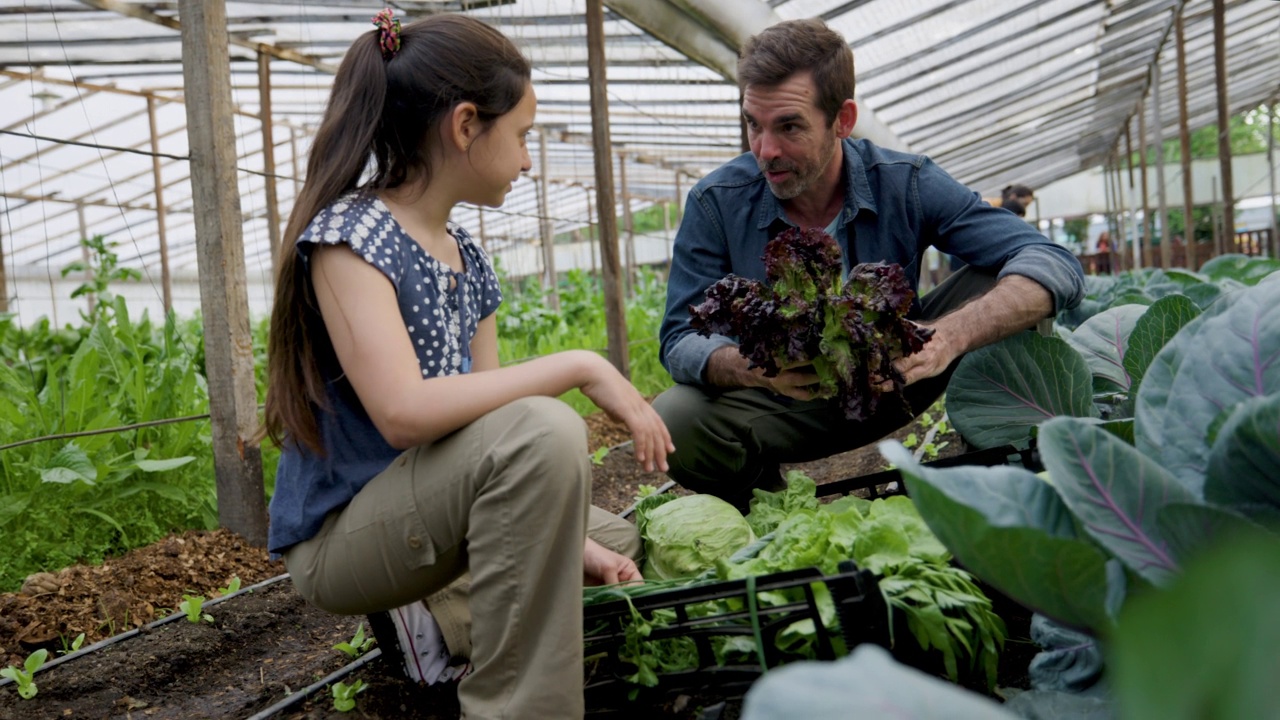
[261,14,531,453]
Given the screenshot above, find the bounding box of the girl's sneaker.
[367,600,463,685]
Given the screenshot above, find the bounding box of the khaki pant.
[285,396,640,720]
[653,265,999,507]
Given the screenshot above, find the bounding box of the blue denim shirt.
[659,138,1086,385]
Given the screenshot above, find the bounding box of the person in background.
[655,18,1084,510]
[258,12,672,720]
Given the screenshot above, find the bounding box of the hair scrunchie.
[372,9,402,60]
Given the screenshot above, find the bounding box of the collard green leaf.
[1203,394,1280,525]
[948,332,1099,449]
[1038,417,1191,586]
[1152,280,1280,491]
[1122,294,1199,398]
[881,442,1113,632]
[740,645,1018,720]
[1066,304,1148,392]
[1196,254,1280,286]
[1156,502,1269,567]
[1111,532,1280,720]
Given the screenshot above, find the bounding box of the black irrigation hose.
[0,572,292,687]
[244,648,384,720]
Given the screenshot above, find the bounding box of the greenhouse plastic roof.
[0,0,1277,280]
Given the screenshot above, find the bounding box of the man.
[653,18,1084,508]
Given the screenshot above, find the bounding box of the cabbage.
[637,494,755,580]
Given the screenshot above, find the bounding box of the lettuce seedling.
[217,577,241,596]
[1,648,48,699]
[332,679,367,712]
[690,228,933,420]
[333,622,375,659]
[178,594,214,623]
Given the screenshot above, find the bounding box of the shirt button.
[408,536,422,549]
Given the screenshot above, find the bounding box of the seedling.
[331,679,367,712]
[59,632,86,655]
[217,576,242,596]
[178,594,214,623]
[590,446,611,466]
[333,622,375,658]
[1,648,48,700]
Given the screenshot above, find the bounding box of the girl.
[260,12,672,719]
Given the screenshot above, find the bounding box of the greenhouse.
[1,0,1278,718]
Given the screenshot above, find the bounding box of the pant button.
[408,536,422,549]
[398,456,408,467]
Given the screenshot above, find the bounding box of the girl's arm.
[469,314,500,372]
[311,245,672,470]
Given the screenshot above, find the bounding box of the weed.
[178,594,213,624]
[58,632,86,656]
[1,648,48,699]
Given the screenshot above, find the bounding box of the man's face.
[742,72,841,201]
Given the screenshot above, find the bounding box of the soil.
[0,411,1031,720]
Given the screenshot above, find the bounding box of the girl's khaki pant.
[285,397,640,720]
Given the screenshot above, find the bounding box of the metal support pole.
[1212,0,1235,256]
[586,0,629,376]
[476,207,487,253]
[536,128,559,310]
[1176,9,1195,267]
[0,221,7,313]
[146,95,173,312]
[257,48,281,278]
[674,169,684,219]
[1269,99,1278,259]
[619,151,635,298]
[1125,125,1141,271]
[662,200,672,270]
[1153,61,1172,269]
[586,185,597,275]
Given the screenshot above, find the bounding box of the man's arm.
[894,274,1051,386]
[705,346,820,399]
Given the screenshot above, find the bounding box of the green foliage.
[0,648,48,700]
[217,576,241,596]
[333,622,375,659]
[495,266,672,413]
[60,235,143,325]
[178,594,213,623]
[1155,104,1280,163]
[590,446,610,466]
[331,679,367,712]
[59,632,86,656]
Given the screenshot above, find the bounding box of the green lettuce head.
[638,494,756,580]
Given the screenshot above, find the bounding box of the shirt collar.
[754,139,879,231]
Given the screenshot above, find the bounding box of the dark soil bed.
[0,410,1032,719]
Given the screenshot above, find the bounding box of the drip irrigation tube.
[244,648,384,720]
[0,572,292,687]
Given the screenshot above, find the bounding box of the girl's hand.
[577,353,674,473]
[583,537,643,586]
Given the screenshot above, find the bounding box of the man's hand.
[892,321,961,386]
[705,346,821,400]
[583,537,643,586]
[757,362,822,400]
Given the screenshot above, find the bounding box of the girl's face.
[464,83,536,207]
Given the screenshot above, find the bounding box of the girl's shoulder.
[299,193,398,245]
[447,222,494,269]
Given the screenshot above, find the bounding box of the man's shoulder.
[847,138,927,171]
[693,152,766,195]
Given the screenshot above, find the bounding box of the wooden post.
[1269,100,1278,260]
[0,222,7,313]
[1153,62,1172,269]
[536,128,559,310]
[1176,9,1195,266]
[146,95,173,313]
[586,0,629,377]
[1125,125,1141,271]
[179,0,267,546]
[76,203,94,315]
[289,126,301,195]
[257,48,282,278]
[1212,0,1235,255]
[1138,99,1152,269]
[619,151,635,297]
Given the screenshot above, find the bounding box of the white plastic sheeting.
[0,0,1276,293]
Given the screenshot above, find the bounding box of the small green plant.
[331,679,367,712]
[333,623,375,659]
[58,632,86,656]
[217,577,241,596]
[178,594,213,624]
[1,648,49,699]
[590,446,611,466]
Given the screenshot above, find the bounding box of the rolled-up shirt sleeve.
[917,158,1085,312]
[660,190,738,385]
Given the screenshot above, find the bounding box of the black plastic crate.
[582,561,887,712]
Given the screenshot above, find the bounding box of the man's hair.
[1002,184,1034,201]
[738,18,854,124]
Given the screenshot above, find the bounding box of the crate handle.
[746,574,769,674]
